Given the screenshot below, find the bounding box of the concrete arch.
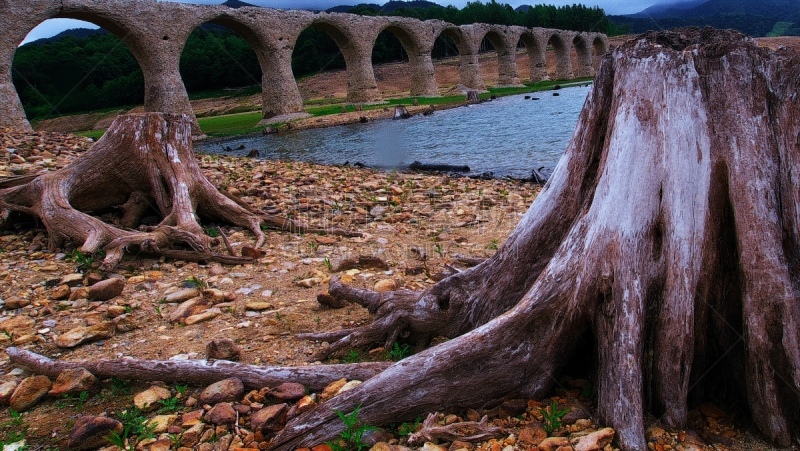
[434,25,484,90]
[292,15,382,104]
[514,28,547,82]
[544,31,572,80]
[572,34,594,78]
[475,26,522,87]
[178,8,307,122]
[372,20,439,97]
[592,34,609,71]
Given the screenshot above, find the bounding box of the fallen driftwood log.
[409,161,470,173]
[5,347,390,391]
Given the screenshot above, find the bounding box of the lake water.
[196,85,591,179]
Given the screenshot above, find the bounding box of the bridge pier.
[343,42,382,104]
[409,50,439,97]
[497,45,521,87]
[139,45,200,134]
[261,46,307,121]
[459,52,486,91]
[0,51,31,131]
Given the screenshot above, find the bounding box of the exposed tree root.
[407,413,504,446]
[5,347,390,392]
[0,113,359,269]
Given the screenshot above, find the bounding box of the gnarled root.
[407,413,504,446]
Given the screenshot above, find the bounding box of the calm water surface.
[197,85,591,179]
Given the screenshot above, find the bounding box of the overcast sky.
[21,0,678,45]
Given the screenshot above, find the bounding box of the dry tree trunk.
[271,28,800,450]
[0,113,355,269]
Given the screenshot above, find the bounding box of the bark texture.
[272,28,800,450]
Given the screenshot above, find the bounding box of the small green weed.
[388,342,412,361]
[541,400,569,435]
[433,243,444,257]
[324,257,333,271]
[110,377,133,395]
[106,406,156,450]
[182,276,206,289]
[203,226,220,238]
[66,249,103,272]
[394,416,422,436]
[342,349,362,364]
[486,239,499,251]
[326,405,377,451]
[157,396,181,414]
[175,384,188,395]
[54,391,90,410]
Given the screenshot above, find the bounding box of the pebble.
[206,338,242,361]
[134,385,172,411]
[198,378,244,405]
[572,427,614,451]
[9,375,51,411]
[147,414,177,433]
[48,367,97,396]
[67,416,123,450]
[0,380,19,405]
[250,402,288,433]
[87,277,125,301]
[373,279,397,292]
[204,402,237,425]
[54,322,115,348]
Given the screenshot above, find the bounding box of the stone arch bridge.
[0,0,608,131]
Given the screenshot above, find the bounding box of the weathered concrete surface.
[0,0,608,131]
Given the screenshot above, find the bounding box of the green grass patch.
[188,85,261,100]
[76,129,106,140]
[767,21,794,37]
[197,111,263,137]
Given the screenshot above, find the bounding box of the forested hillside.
[12,1,619,120]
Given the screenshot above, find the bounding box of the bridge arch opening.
[572,35,592,78]
[371,26,413,98]
[545,32,570,80]
[592,36,608,71]
[179,19,262,120]
[292,22,350,102]
[478,30,520,87]
[432,27,473,91]
[12,18,145,129]
[516,32,545,82]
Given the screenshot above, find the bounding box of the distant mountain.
[24,28,108,46]
[327,1,439,14]
[221,0,256,7]
[611,0,800,36]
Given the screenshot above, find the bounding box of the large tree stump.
[271,28,800,450]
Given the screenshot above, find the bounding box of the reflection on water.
[197,85,591,179]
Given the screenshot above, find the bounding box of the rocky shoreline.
[0,129,777,450]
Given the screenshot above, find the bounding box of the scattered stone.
[0,380,19,405]
[245,301,274,311]
[147,414,177,433]
[185,309,219,325]
[698,402,728,420]
[296,277,323,288]
[198,378,244,405]
[202,288,234,304]
[206,338,242,361]
[421,443,448,451]
[316,292,347,309]
[181,423,205,447]
[270,382,306,402]
[374,279,397,292]
[165,287,202,303]
[242,246,265,259]
[169,298,210,323]
[537,436,569,451]
[336,380,362,396]
[205,402,237,425]
[51,284,71,300]
[182,409,205,427]
[54,322,115,348]
[518,424,547,446]
[4,297,31,310]
[134,385,172,411]
[48,368,97,397]
[106,305,128,318]
[0,316,35,337]
[294,395,317,416]
[60,273,85,286]
[10,375,51,412]
[572,427,614,451]
[250,403,288,433]
[87,277,125,301]
[67,416,123,450]
[113,314,137,332]
[320,378,347,402]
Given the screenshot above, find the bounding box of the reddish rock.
[573,427,615,451]
[518,424,547,445]
[205,402,237,425]
[206,338,242,361]
[49,368,97,396]
[54,322,114,348]
[67,415,123,450]
[241,246,265,259]
[87,277,125,301]
[10,375,51,411]
[269,382,306,402]
[198,377,244,405]
[250,403,288,433]
[0,380,19,406]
